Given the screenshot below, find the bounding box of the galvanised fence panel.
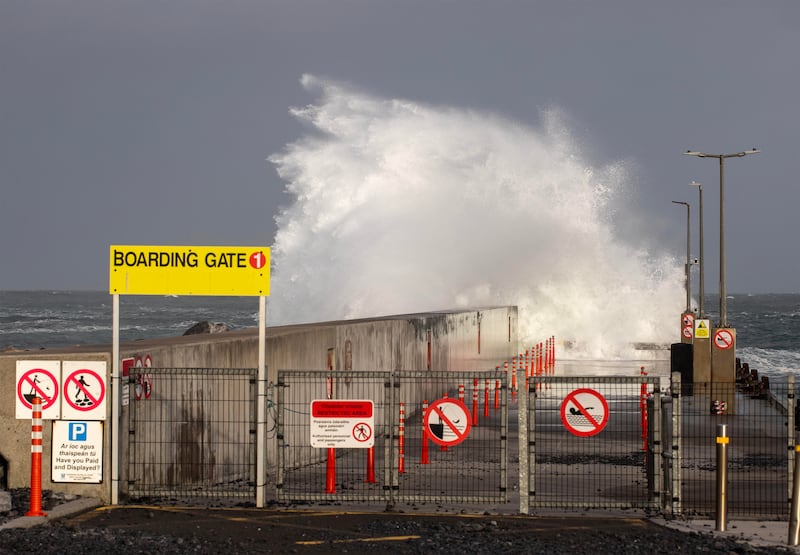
[276,370,391,503]
[127,368,257,500]
[393,370,509,505]
[276,370,509,506]
[676,379,792,519]
[526,376,663,511]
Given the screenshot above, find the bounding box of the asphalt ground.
[3,500,799,554]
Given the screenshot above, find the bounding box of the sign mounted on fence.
[310,399,375,448]
[423,397,472,447]
[109,245,270,296]
[560,388,609,437]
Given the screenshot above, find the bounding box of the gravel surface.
[1,489,796,554]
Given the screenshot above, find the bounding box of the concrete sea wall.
[0,306,518,503]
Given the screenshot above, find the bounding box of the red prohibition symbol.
[17,368,59,410]
[714,329,734,350]
[423,397,472,447]
[352,422,373,443]
[560,388,609,437]
[64,369,106,412]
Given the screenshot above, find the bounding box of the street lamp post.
[690,181,704,318]
[684,149,760,327]
[672,200,691,313]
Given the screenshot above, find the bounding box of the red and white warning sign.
[560,388,609,437]
[16,360,61,420]
[714,329,734,350]
[682,312,695,328]
[423,397,472,447]
[682,325,693,339]
[62,361,107,420]
[310,399,374,448]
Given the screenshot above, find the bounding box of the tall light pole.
[690,181,704,318]
[684,149,760,327]
[672,200,691,313]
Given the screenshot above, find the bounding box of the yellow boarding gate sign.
[109,245,270,296]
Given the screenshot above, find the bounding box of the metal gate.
[525,375,663,511]
[126,368,257,500]
[276,369,509,506]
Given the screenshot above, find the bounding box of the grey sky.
[1,1,798,294]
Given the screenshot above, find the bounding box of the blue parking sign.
[68,422,87,441]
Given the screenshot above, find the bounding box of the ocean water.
[0,290,259,350]
[2,290,799,383]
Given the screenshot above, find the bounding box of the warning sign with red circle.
[560,388,609,437]
[16,360,61,419]
[714,329,734,350]
[683,312,695,327]
[62,361,107,420]
[423,397,472,447]
[352,422,373,443]
[682,325,693,339]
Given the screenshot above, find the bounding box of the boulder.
[183,321,230,336]
[0,490,10,513]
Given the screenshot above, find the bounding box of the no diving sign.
[560,388,609,437]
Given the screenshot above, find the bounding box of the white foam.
[267,75,684,358]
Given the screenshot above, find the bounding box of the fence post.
[420,400,430,464]
[789,432,800,545]
[671,371,682,516]
[398,402,405,474]
[715,423,728,532]
[25,397,46,517]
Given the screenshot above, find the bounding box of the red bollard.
[472,378,479,426]
[494,379,500,410]
[458,383,465,402]
[26,397,46,517]
[484,379,490,418]
[398,402,406,474]
[640,366,649,451]
[325,448,336,493]
[420,400,430,464]
[365,447,377,483]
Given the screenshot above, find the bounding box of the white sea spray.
[267,75,685,358]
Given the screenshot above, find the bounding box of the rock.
[183,321,230,336]
[0,490,11,513]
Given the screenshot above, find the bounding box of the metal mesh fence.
[394,371,509,505]
[527,376,662,510]
[677,380,791,519]
[127,368,257,500]
[276,370,390,503]
[276,370,508,506]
